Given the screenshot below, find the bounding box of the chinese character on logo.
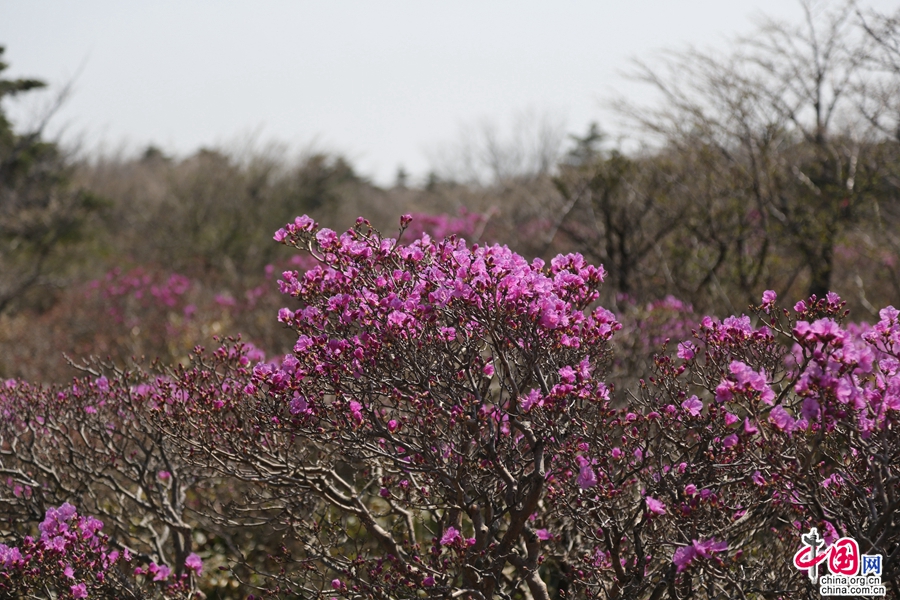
[862,554,883,577]
[793,527,828,583]
[828,538,859,575]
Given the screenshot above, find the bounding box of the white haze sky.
[1,1,896,185]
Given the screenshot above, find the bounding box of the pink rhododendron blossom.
[672,546,695,572]
[768,405,796,432]
[673,538,727,572]
[185,552,203,575]
[348,400,364,423]
[150,562,171,581]
[677,341,696,360]
[645,496,666,515]
[520,389,543,412]
[577,464,598,489]
[290,393,308,415]
[682,395,703,417]
[440,527,461,546]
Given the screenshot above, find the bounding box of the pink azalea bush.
[0,362,223,597]
[0,502,194,598]
[2,215,898,598]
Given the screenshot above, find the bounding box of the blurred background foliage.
[1,1,900,384]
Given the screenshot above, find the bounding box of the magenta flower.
[801,397,820,421]
[387,310,410,328]
[673,546,695,572]
[440,526,461,546]
[152,563,171,581]
[576,464,598,489]
[520,389,543,412]
[0,544,22,567]
[676,341,696,360]
[693,537,728,558]
[558,365,576,383]
[316,228,337,246]
[185,552,203,575]
[673,537,727,572]
[715,380,733,403]
[70,583,88,599]
[348,400,364,424]
[681,396,703,417]
[768,405,796,432]
[289,393,308,415]
[645,496,666,515]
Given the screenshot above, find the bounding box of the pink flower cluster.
[672,538,728,572]
[0,503,201,598]
[90,267,193,322]
[715,360,776,405]
[261,215,619,424]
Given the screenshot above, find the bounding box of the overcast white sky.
[2,1,896,185]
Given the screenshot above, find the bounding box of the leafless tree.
[613,0,887,304]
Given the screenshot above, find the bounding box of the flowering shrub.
[0,368,216,596]
[2,215,899,598]
[632,291,900,596]
[159,215,622,598]
[0,502,196,598]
